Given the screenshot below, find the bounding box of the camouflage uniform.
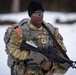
[7,19,68,75]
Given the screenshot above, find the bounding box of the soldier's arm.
[53,27,67,52]
[52,28,70,74]
[7,26,29,60]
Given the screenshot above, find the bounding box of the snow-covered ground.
[0,11,76,75]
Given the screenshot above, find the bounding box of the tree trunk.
[11,0,20,13]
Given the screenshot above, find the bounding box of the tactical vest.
[21,19,55,68]
[4,18,55,68]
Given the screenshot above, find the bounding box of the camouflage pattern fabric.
[50,27,70,74]
[12,61,44,75]
[53,27,67,52]
[12,61,65,75]
[7,19,68,75]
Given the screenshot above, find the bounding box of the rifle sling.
[42,23,70,60]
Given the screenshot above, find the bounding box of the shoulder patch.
[15,27,23,36]
[10,27,23,44]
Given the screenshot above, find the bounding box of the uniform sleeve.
[49,27,68,74]
[7,27,29,60]
[53,27,67,52]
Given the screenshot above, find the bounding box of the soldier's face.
[30,10,44,25]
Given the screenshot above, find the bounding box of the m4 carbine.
[20,40,76,68]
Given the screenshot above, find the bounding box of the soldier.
[4,0,69,75]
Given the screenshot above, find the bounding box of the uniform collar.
[28,19,49,30]
[28,20,43,30]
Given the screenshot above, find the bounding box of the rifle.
[42,23,76,69]
[20,40,76,68]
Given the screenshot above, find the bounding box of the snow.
[0,11,76,75]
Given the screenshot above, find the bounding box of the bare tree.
[11,0,20,13]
